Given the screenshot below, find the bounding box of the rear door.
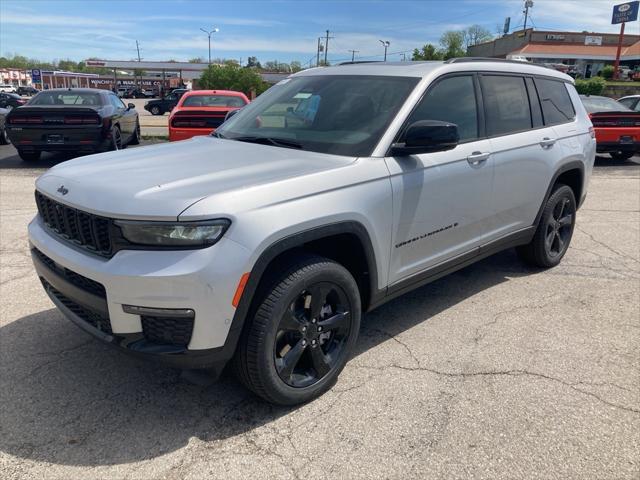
[385,74,494,285]
[482,74,566,237]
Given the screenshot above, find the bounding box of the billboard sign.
[584,35,603,46]
[31,69,42,83]
[612,1,639,24]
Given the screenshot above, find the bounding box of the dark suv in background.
[144,88,189,115]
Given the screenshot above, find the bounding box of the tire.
[18,150,41,162]
[517,184,576,268]
[610,151,635,161]
[150,105,162,116]
[110,125,122,151]
[0,125,9,145]
[233,254,361,405]
[129,121,140,145]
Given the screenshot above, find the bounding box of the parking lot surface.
[0,143,638,479]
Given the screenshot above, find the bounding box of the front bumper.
[29,217,252,370]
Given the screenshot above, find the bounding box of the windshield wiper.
[211,131,227,139]
[231,136,303,150]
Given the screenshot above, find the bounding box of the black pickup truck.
[143,89,189,115]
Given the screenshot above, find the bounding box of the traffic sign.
[612,1,639,24]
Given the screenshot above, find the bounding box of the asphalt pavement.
[0,142,638,479]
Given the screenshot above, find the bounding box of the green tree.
[412,44,443,61]
[601,65,614,79]
[246,56,262,69]
[439,30,466,59]
[290,61,302,72]
[199,63,269,95]
[189,57,205,63]
[463,25,493,49]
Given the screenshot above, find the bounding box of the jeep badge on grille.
[56,185,68,195]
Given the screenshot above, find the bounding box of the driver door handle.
[540,137,557,148]
[467,151,490,166]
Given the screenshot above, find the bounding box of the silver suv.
[29,60,595,405]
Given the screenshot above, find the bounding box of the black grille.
[42,279,113,334]
[142,315,194,347]
[33,248,106,298]
[35,191,113,257]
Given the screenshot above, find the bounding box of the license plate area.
[47,134,64,144]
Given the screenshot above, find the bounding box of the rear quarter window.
[480,75,532,136]
[535,78,575,125]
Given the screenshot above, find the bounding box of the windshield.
[29,91,103,106]
[581,96,630,113]
[217,75,419,156]
[182,95,247,107]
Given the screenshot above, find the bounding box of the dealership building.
[468,29,640,77]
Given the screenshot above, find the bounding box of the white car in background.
[0,84,17,93]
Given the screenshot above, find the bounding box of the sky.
[0,0,634,66]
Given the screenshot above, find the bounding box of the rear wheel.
[129,121,140,145]
[18,150,40,162]
[610,151,635,161]
[150,105,162,116]
[110,126,122,150]
[233,254,361,405]
[517,184,576,268]
[0,125,9,145]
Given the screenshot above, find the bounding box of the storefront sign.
[584,36,603,45]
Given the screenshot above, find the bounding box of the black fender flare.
[533,160,585,228]
[220,221,379,361]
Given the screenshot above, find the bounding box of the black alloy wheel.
[517,184,576,268]
[610,151,635,161]
[544,196,573,259]
[274,282,352,388]
[233,254,361,405]
[111,126,122,150]
[129,121,141,145]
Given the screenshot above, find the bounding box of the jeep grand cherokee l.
[29,60,595,405]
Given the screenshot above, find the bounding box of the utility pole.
[135,40,142,88]
[348,49,359,62]
[324,30,333,65]
[523,0,533,31]
[317,37,322,67]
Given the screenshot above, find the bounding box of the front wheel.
[234,255,361,405]
[518,184,576,268]
[610,151,635,161]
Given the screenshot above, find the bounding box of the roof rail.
[337,60,383,65]
[446,57,530,65]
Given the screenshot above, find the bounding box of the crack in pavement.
[575,225,640,265]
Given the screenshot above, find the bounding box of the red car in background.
[580,95,640,161]
[168,90,249,141]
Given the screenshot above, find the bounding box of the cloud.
[1,11,131,28]
[141,15,283,27]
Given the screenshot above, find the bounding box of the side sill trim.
[368,226,535,310]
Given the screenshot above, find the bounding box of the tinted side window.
[480,75,532,136]
[535,78,575,125]
[406,75,478,142]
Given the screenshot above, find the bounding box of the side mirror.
[390,120,459,156]
[127,103,135,110]
[224,108,241,122]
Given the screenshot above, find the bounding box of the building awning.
[512,40,640,61]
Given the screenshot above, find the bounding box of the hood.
[36,136,354,220]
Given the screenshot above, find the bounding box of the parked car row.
[3,88,140,161]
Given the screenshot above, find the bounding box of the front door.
[385,74,495,285]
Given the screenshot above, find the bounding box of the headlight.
[115,219,230,247]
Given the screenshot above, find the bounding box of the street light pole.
[379,40,390,61]
[200,27,219,65]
